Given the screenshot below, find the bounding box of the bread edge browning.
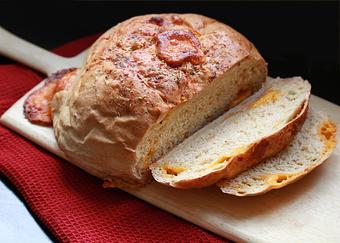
[163,95,310,189]
[221,119,337,196]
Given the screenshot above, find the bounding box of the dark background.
[1,1,339,104]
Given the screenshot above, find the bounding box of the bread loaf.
[217,109,337,196]
[52,14,267,187]
[150,77,310,188]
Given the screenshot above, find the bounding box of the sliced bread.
[150,77,311,188]
[217,109,337,196]
[52,14,267,187]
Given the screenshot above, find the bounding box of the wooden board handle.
[0,26,72,75]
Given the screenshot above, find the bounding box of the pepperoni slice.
[148,16,164,26]
[156,30,205,67]
[24,68,77,126]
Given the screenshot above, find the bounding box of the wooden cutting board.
[2,26,339,243]
[1,80,340,242]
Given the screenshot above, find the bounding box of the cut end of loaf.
[137,56,266,179]
[218,110,337,196]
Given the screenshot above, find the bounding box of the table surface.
[0,179,51,242]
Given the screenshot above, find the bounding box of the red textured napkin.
[0,35,226,242]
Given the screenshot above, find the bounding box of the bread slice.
[217,109,337,196]
[150,77,311,188]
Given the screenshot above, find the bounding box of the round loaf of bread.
[52,13,267,187]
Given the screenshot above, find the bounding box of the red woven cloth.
[0,35,226,242]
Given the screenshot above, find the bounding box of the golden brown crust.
[77,13,264,122]
[168,99,309,189]
[52,13,267,185]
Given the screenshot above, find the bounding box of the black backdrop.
[1,1,339,105]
